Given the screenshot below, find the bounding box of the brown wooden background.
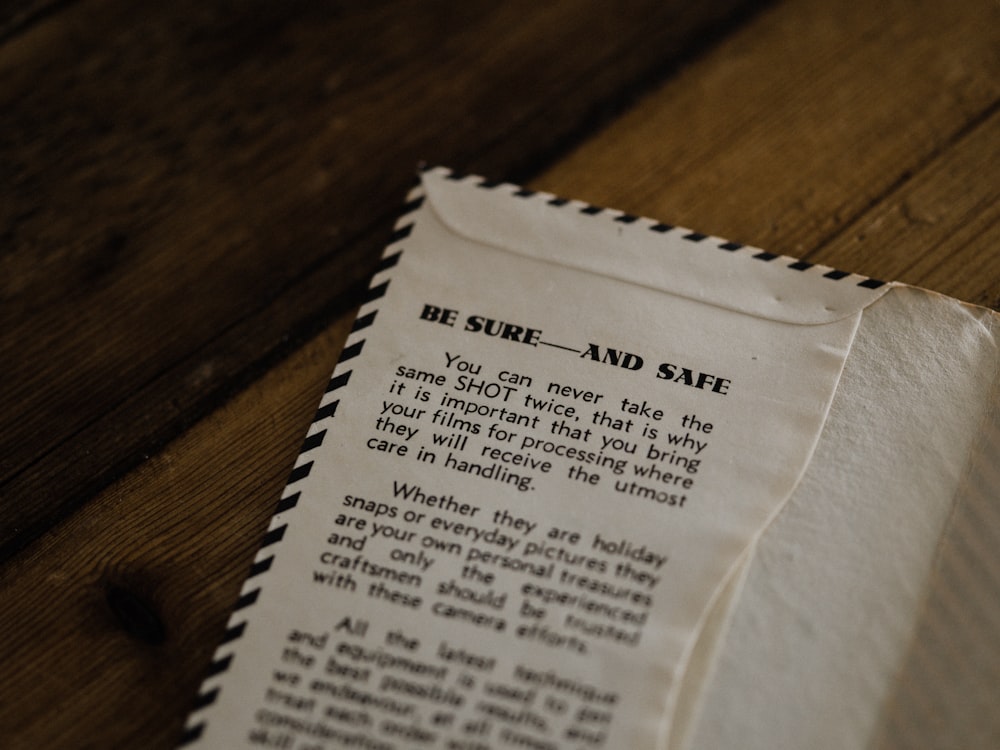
[1,0,997,747]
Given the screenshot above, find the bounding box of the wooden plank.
[0,318,351,749]
[534,0,999,306]
[820,108,1000,309]
[0,0,765,561]
[0,0,72,43]
[2,0,997,747]
[4,121,995,743]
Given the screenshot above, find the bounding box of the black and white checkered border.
[178,163,884,745]
[430,165,886,290]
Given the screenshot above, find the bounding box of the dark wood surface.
[1,0,997,748]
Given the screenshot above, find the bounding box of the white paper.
[688,287,1000,750]
[180,168,999,750]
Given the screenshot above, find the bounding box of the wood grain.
[535,0,999,306]
[0,318,351,749]
[0,0,764,562]
[826,108,1000,309]
[1,0,997,748]
[0,0,74,43]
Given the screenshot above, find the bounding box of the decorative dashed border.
[435,165,886,290]
[178,164,885,746]
[176,181,424,748]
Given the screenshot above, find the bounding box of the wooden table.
[1,1,997,747]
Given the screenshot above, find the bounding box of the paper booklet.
[179,166,999,750]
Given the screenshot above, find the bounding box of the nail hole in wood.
[106,584,167,646]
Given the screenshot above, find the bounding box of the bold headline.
[419,304,731,396]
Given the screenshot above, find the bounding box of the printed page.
[181,168,889,749]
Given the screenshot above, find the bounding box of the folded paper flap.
[422,166,891,325]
